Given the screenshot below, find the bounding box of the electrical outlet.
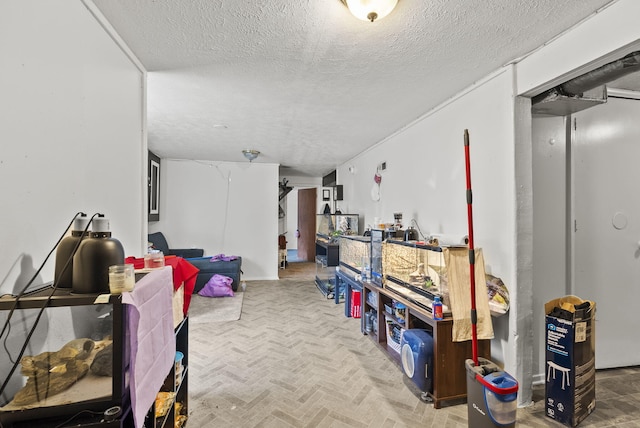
[380,161,387,171]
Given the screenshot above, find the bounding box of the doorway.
[296,188,317,262]
[572,95,640,368]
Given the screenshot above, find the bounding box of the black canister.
[404,226,418,241]
[72,217,125,294]
[54,215,90,288]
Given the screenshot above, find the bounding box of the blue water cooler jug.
[466,357,518,427]
[401,329,434,394]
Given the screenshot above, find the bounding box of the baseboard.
[533,372,546,385]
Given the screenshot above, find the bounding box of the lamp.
[340,0,398,22]
[242,149,260,162]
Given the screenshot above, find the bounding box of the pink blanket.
[122,266,176,428]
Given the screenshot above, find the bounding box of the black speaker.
[334,185,343,201]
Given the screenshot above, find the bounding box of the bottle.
[362,264,371,282]
[54,214,90,288]
[432,296,443,320]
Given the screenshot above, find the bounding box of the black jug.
[404,227,418,241]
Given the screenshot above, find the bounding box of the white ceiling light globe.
[345,0,398,22]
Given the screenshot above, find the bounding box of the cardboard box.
[172,283,185,328]
[350,290,362,318]
[545,296,596,427]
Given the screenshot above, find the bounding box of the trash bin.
[466,357,518,427]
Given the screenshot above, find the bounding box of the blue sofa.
[148,232,204,259]
[148,232,242,292]
[187,256,243,292]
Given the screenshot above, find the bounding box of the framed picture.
[148,151,160,221]
[322,189,331,201]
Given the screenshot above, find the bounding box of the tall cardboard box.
[545,296,596,427]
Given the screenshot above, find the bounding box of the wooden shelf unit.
[362,282,490,409]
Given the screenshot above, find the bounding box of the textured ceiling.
[91,0,618,177]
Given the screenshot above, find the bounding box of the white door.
[573,95,640,368]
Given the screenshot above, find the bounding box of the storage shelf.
[384,312,407,327]
[146,316,188,428]
[362,282,490,409]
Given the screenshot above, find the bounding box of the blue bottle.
[432,296,443,320]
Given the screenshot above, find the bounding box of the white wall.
[517,0,640,96]
[0,0,146,293]
[284,191,298,249]
[335,0,640,406]
[531,116,568,383]
[150,159,279,280]
[337,67,526,380]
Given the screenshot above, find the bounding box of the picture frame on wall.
[322,189,331,201]
[148,151,160,221]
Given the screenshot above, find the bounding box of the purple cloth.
[210,253,238,262]
[198,274,234,297]
[122,267,175,428]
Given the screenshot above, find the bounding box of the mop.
[464,128,480,365]
[463,129,518,427]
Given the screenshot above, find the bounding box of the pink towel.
[122,267,175,428]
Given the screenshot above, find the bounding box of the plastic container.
[466,357,518,428]
[108,264,135,294]
[175,351,184,388]
[432,296,443,320]
[144,251,165,269]
[361,256,371,282]
[483,371,518,425]
[371,312,378,335]
[395,302,406,324]
[364,312,373,333]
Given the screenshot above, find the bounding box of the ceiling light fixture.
[340,0,398,22]
[242,149,260,162]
